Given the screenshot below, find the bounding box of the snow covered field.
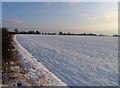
[16,35,118,86]
[14,36,67,86]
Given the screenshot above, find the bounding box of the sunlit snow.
[16,35,118,86]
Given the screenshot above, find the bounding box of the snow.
[14,35,67,86]
[16,35,118,86]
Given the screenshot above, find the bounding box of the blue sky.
[2,2,118,35]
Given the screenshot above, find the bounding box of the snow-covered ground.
[14,36,67,86]
[16,35,118,86]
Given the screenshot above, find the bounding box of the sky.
[2,2,118,35]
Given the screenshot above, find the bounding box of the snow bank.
[13,35,67,86]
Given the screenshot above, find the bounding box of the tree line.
[14,28,100,36]
[2,27,120,37]
[14,29,56,35]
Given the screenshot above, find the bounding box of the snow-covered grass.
[16,35,118,86]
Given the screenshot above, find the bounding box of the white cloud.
[82,10,117,23]
[2,19,29,30]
